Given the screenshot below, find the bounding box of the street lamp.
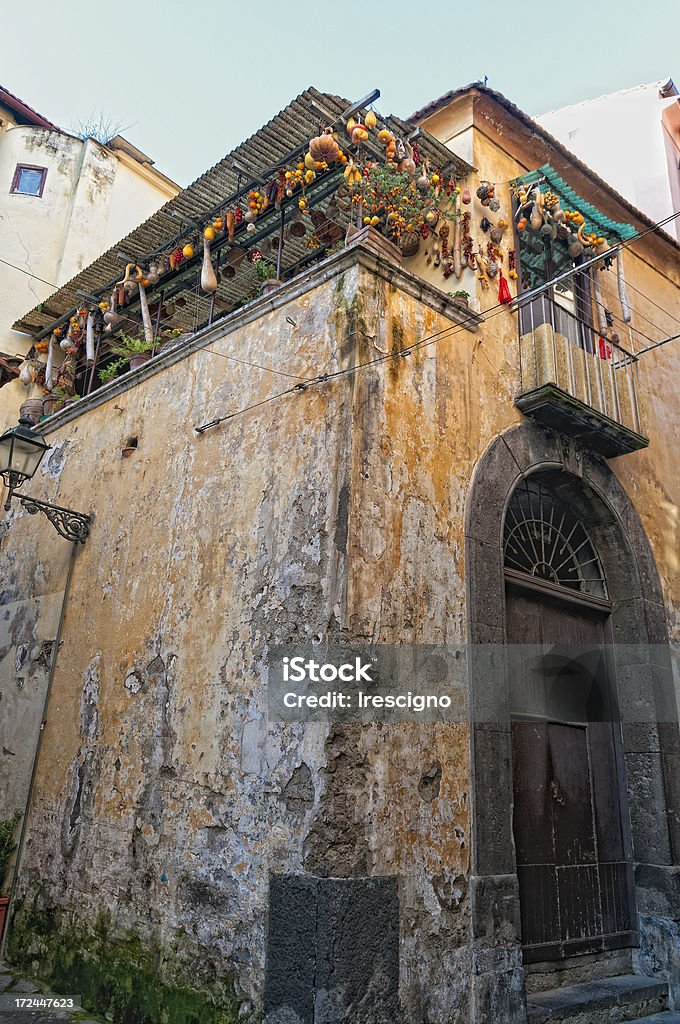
[0,419,91,543]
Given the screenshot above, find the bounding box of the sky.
[3,0,679,188]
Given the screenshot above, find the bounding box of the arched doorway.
[464,423,680,1024]
[504,474,635,962]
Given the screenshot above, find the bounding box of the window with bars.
[504,478,607,600]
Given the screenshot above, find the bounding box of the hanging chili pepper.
[498,270,512,305]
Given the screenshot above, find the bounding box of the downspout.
[0,542,78,962]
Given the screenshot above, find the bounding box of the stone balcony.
[515,296,648,458]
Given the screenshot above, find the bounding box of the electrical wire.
[193,207,680,433]
[0,256,60,290]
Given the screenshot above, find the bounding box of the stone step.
[625,1016,680,1024]
[526,974,669,1023]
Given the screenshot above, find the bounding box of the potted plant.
[41,384,76,418]
[449,289,469,308]
[110,333,153,370]
[0,812,20,940]
[254,259,280,294]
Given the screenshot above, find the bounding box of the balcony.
[515,296,648,457]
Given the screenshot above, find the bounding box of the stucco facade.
[1,86,679,1024]
[0,92,178,424]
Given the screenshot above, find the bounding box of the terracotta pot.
[42,395,58,417]
[0,897,9,941]
[260,279,282,295]
[129,353,151,371]
[19,397,44,425]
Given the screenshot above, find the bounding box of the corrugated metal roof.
[14,86,473,340]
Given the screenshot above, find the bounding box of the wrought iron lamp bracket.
[13,492,91,544]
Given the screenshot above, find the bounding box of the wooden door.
[506,583,636,962]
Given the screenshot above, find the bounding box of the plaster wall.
[0,126,178,424]
[1,98,680,1022]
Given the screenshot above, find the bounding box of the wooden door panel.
[512,721,552,864]
[548,723,596,866]
[506,582,636,960]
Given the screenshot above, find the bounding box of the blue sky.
[3,0,679,187]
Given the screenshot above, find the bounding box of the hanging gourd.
[350,121,369,146]
[310,129,340,163]
[85,310,96,365]
[416,160,431,193]
[103,290,120,333]
[476,253,490,288]
[146,260,161,286]
[201,236,218,293]
[461,185,471,205]
[45,332,58,389]
[365,110,377,130]
[137,281,154,345]
[530,190,543,231]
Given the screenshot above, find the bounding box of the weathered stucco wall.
[1,253,485,1021]
[1,94,680,1023]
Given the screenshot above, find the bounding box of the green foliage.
[253,259,277,282]
[0,812,20,889]
[354,164,435,240]
[110,333,153,357]
[449,290,469,300]
[8,902,240,1024]
[98,358,126,385]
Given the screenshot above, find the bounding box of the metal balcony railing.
[518,295,646,444]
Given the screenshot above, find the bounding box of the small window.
[11,165,47,197]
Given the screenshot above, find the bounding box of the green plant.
[253,259,277,282]
[0,812,20,889]
[353,164,435,241]
[449,289,469,300]
[110,333,153,357]
[98,358,125,385]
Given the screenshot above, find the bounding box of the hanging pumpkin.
[309,130,340,164]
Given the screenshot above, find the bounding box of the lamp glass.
[0,425,51,484]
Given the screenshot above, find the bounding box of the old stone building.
[0,84,679,1024]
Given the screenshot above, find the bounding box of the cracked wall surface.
[0,199,678,1024]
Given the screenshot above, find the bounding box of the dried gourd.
[201,237,218,293]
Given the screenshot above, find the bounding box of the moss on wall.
[7,900,240,1024]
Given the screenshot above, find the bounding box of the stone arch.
[464,421,680,1022]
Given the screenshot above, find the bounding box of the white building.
[0,86,179,420]
[537,78,680,240]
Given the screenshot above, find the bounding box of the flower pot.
[42,395,58,417]
[0,897,9,941]
[129,353,151,371]
[453,296,469,308]
[19,397,44,425]
[260,279,282,295]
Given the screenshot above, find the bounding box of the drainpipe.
[0,543,78,962]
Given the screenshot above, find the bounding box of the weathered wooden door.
[506,583,636,962]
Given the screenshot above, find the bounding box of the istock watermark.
[268,643,467,723]
[266,642,675,725]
